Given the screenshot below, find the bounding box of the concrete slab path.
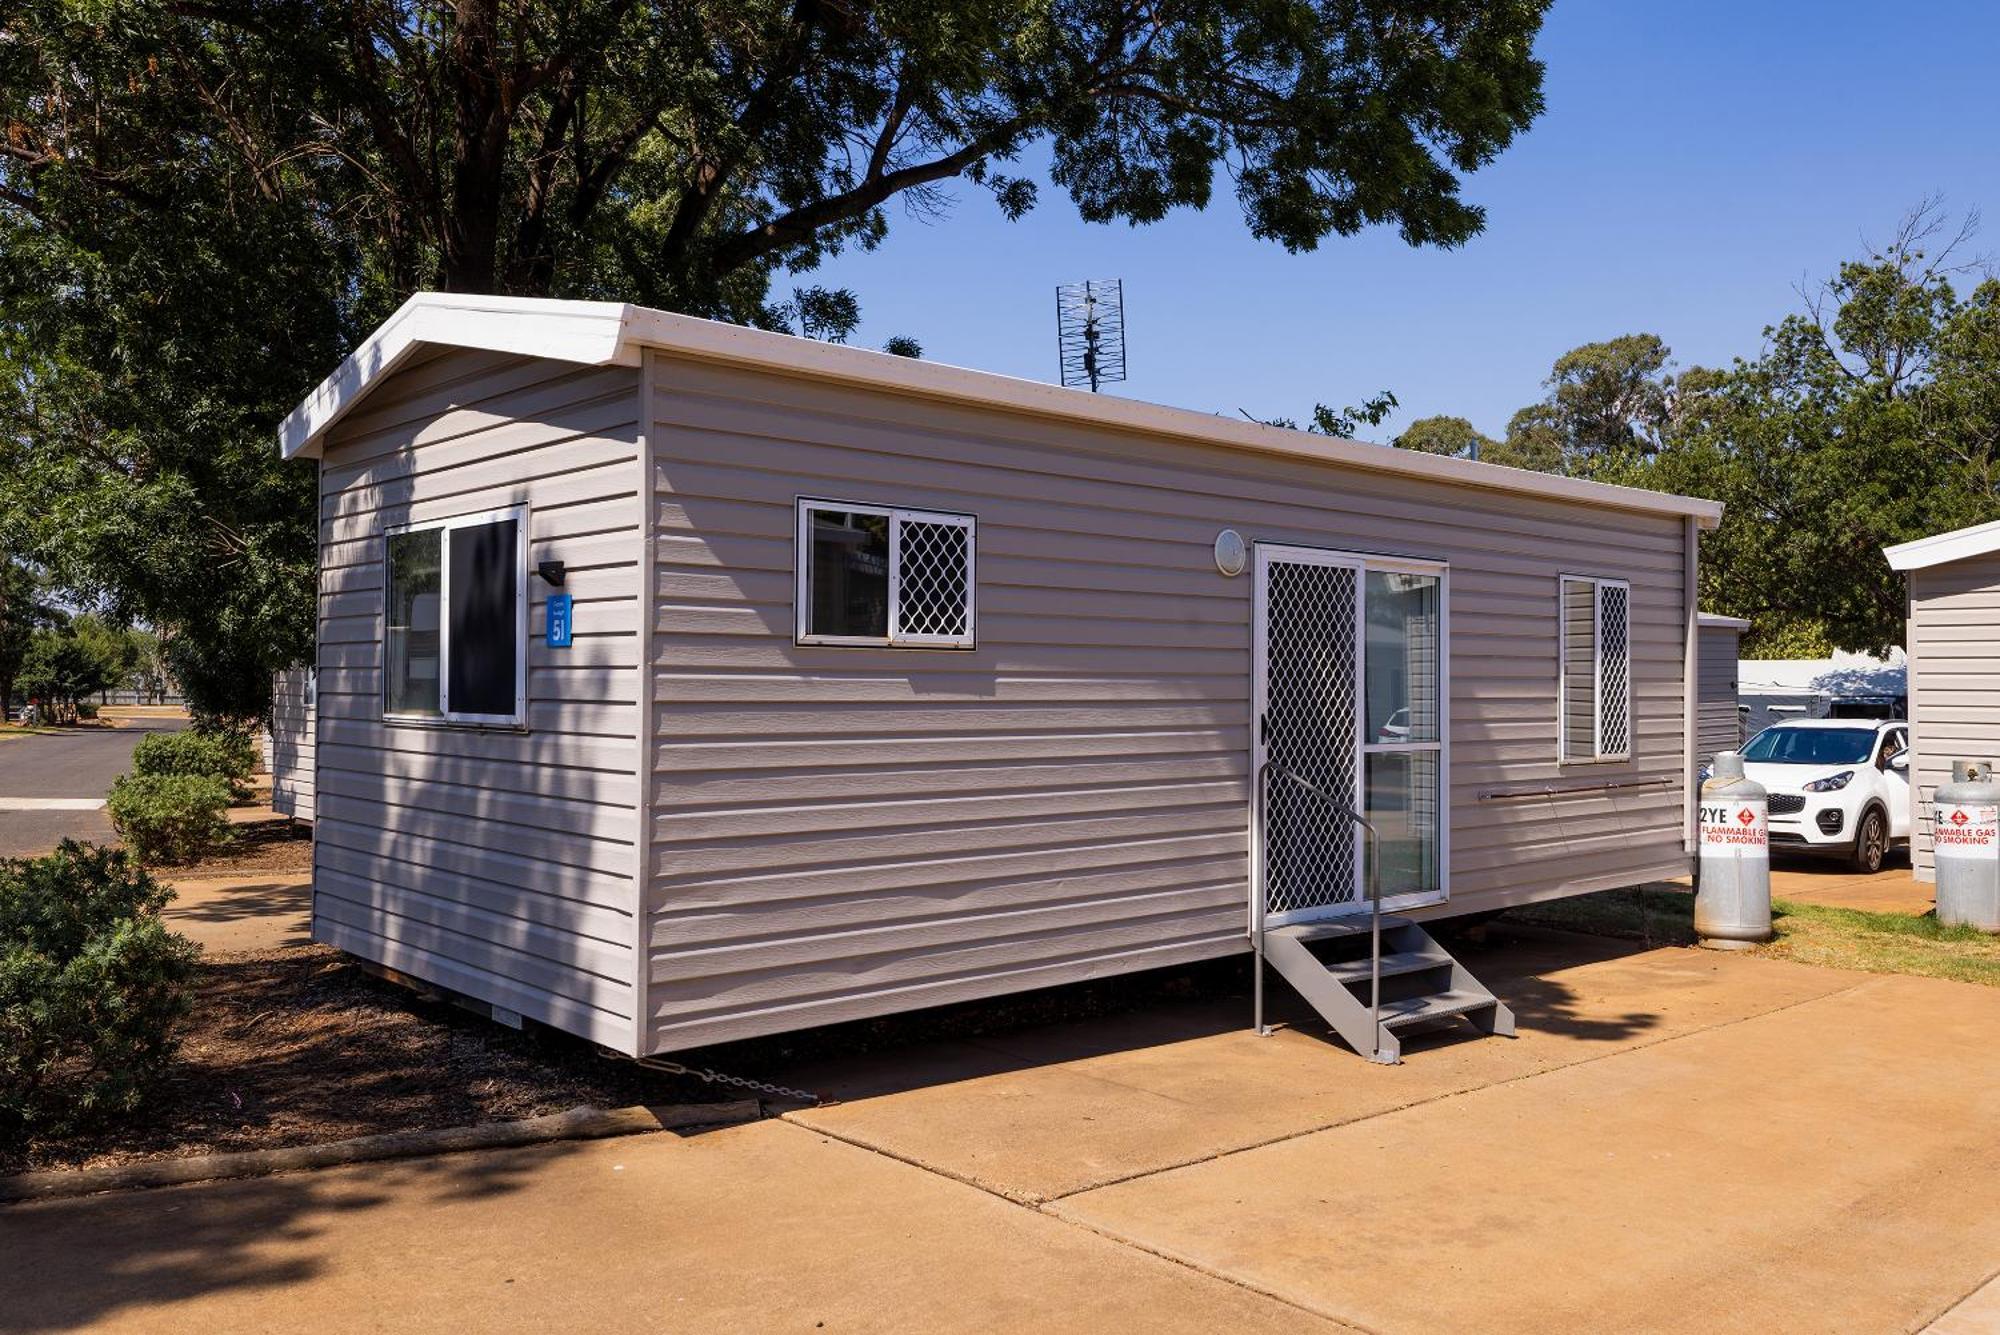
[4,934,1996,1333]
[0,1120,1328,1335]
[1771,863,1936,915]
[160,874,313,952]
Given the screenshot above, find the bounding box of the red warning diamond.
[1951,809,1970,826]
[1737,808,1757,825]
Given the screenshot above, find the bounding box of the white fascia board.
[1697,613,1751,630]
[1884,518,2000,571]
[279,293,1726,527]
[279,293,639,458]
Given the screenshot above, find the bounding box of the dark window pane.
[386,528,442,715]
[808,509,889,638]
[448,518,519,718]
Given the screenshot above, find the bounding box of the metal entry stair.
[1261,915,1515,1063]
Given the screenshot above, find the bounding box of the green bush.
[130,729,255,801]
[0,842,200,1139]
[106,773,233,865]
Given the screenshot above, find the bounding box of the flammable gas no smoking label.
[1699,798,1768,852]
[1933,804,1999,860]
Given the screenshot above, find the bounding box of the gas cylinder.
[1932,760,2000,933]
[1696,752,1773,948]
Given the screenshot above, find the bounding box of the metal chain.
[613,1051,824,1107]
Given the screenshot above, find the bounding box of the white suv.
[1730,719,1910,872]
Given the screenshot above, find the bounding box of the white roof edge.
[1697,613,1751,630]
[279,293,639,458]
[279,292,1726,526]
[1884,518,2000,571]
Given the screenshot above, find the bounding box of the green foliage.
[106,774,233,866]
[1616,203,2000,652]
[0,841,200,1139]
[1251,390,1401,439]
[17,621,117,723]
[882,336,924,359]
[0,1,1551,719]
[131,730,256,802]
[1402,204,2000,653]
[1395,414,1495,460]
[0,558,58,709]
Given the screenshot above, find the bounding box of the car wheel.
[1850,808,1887,874]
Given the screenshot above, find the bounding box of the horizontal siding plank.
[315,346,644,1054]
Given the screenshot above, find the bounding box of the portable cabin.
[1696,613,1749,763]
[1885,520,2000,884]
[266,666,317,822]
[1736,649,1907,735]
[277,294,1723,1060]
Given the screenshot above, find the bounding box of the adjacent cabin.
[277,294,1723,1059]
[1737,649,1907,735]
[1885,520,2000,883]
[266,666,317,823]
[1696,613,1749,764]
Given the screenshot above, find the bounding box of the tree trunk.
[441,0,508,292]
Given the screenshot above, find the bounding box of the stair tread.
[1268,915,1415,943]
[1376,989,1497,1029]
[1324,948,1454,984]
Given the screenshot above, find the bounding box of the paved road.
[0,716,186,858]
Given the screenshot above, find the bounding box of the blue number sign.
[546,593,573,648]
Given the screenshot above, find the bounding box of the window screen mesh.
[1596,582,1631,756]
[893,519,971,640]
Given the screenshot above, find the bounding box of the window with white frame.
[796,499,976,648]
[384,506,528,725]
[1560,575,1632,762]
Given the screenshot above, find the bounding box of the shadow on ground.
[0,1139,593,1333]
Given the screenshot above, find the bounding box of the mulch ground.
[169,815,315,878]
[5,936,1277,1177]
[2,947,725,1176]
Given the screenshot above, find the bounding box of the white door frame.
[1250,543,1452,931]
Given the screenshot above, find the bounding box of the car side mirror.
[1887,749,1909,773]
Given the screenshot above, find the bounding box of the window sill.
[383,713,528,733]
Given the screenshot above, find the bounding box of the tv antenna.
[1056,279,1127,392]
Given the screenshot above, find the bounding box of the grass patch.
[1502,885,2000,988]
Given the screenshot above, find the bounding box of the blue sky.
[801,0,2000,441]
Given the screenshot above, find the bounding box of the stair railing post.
[1368,824,1385,1062]
[1253,760,1267,1036]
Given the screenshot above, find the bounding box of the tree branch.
[713,117,1034,274]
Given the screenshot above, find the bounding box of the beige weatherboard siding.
[1886,524,2000,883]
[284,293,1722,1057]
[310,343,648,1051]
[1697,614,1749,766]
[268,666,317,822]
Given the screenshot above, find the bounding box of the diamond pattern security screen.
[798,501,975,648]
[893,516,973,644]
[1559,576,1632,761]
[1261,559,1362,918]
[1595,582,1632,758]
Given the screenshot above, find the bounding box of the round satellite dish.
[1214,529,1247,577]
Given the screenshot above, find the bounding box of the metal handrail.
[1255,758,1391,1062]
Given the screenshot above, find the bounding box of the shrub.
[107,773,233,865]
[131,729,256,801]
[0,842,200,1139]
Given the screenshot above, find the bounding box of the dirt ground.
[5,937,1280,1177]
[1,947,704,1176]
[170,816,314,878]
